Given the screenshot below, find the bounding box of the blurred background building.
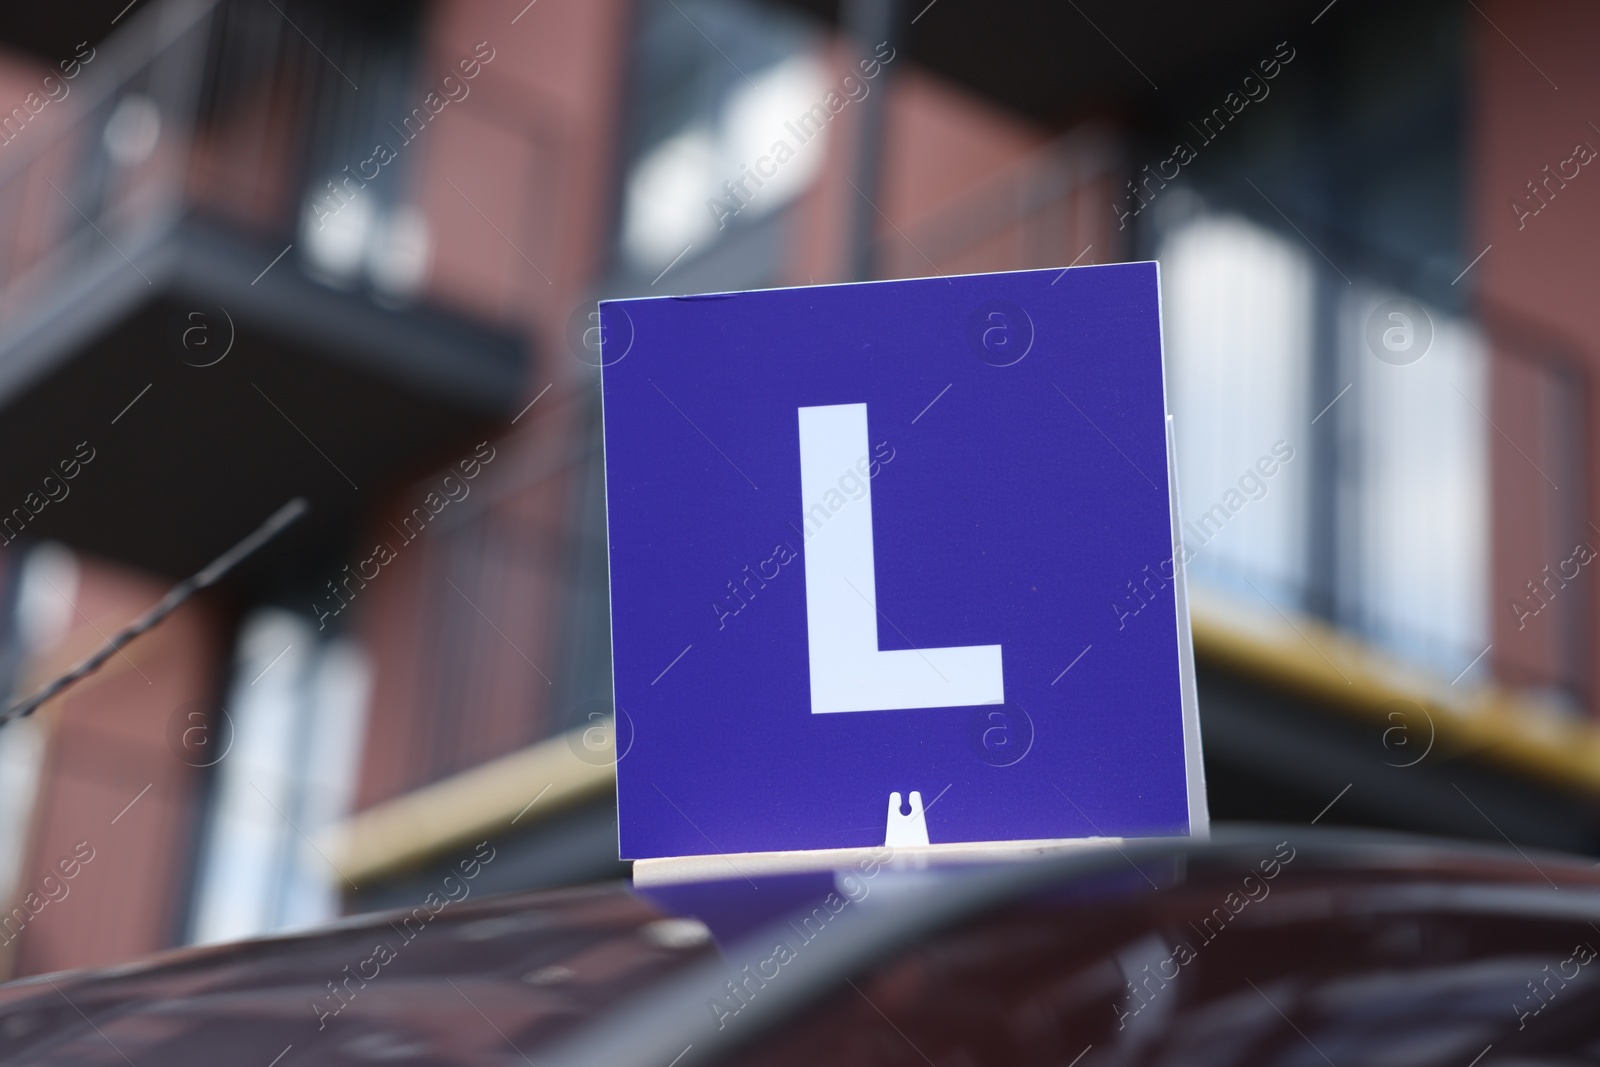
[0,0,1597,978]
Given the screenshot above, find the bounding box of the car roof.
[0,878,708,1064]
[2,827,1596,1065]
[541,826,1600,1067]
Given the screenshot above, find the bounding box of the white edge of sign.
[632,836,1141,888]
[595,303,625,867]
[1152,259,1212,841]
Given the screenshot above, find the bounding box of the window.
[0,545,78,914]
[1156,202,1488,682]
[188,609,371,943]
[1345,286,1489,679]
[614,0,827,287]
[1159,207,1312,608]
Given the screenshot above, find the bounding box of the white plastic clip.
[884,791,930,847]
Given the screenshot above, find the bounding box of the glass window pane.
[1348,289,1489,679]
[1159,210,1313,608]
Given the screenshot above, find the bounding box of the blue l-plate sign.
[600,264,1206,861]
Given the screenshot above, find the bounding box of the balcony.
[0,0,525,581]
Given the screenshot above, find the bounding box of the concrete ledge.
[1190,587,1600,795]
[324,722,615,884]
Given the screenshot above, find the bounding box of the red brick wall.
[4,560,225,977]
[1475,0,1600,709]
[352,0,632,807]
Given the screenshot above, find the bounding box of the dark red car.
[3,827,1598,1065]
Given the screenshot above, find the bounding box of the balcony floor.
[0,218,527,584]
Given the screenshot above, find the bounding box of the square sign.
[600,264,1205,861]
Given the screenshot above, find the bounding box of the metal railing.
[0,0,216,323]
[871,123,1121,279]
[0,0,419,330]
